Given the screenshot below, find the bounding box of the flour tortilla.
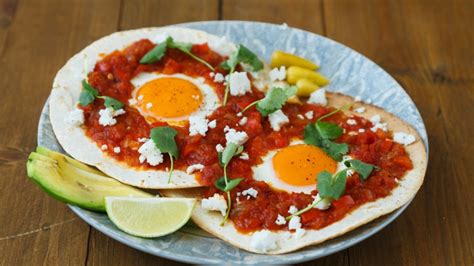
[49,27,236,189]
[161,92,428,254]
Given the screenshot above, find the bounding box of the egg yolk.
[272,144,337,186]
[136,77,203,118]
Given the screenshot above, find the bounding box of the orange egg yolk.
[136,77,203,118]
[272,144,337,186]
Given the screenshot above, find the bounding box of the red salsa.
[80,40,413,233]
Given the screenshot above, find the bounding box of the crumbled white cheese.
[223,125,230,132]
[242,188,258,198]
[294,228,306,239]
[146,103,153,109]
[269,66,286,82]
[280,22,288,30]
[137,139,164,166]
[209,72,215,78]
[98,107,125,126]
[201,193,227,216]
[225,128,249,146]
[304,111,314,119]
[65,108,84,127]
[313,194,332,210]
[393,132,416,146]
[186,164,205,174]
[229,72,251,96]
[238,116,248,126]
[213,73,225,83]
[128,98,138,105]
[189,115,209,136]
[208,119,217,129]
[288,216,302,230]
[215,144,224,153]
[268,110,289,131]
[358,128,366,133]
[275,214,287,225]
[297,114,305,120]
[236,112,243,117]
[239,152,249,160]
[354,107,365,113]
[347,119,357,125]
[307,88,327,106]
[113,147,121,154]
[250,230,278,253]
[100,144,108,150]
[288,205,298,215]
[370,115,388,132]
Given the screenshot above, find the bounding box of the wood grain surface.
[0,0,472,265]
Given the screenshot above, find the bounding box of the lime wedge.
[105,197,195,238]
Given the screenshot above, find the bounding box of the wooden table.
[1,0,472,265]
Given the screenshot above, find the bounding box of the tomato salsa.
[80,40,413,233]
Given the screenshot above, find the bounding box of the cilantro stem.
[180,48,215,71]
[317,104,352,122]
[220,163,232,226]
[241,100,260,113]
[167,154,174,184]
[285,198,324,221]
[223,67,235,106]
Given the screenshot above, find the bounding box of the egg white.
[130,72,220,125]
[252,140,351,194]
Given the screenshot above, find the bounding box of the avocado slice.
[27,148,152,212]
[36,146,104,175]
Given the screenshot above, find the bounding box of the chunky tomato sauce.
[81,40,413,233]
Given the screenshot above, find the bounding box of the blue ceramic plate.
[37,21,428,264]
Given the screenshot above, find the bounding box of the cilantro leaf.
[79,79,99,106]
[220,44,263,72]
[255,86,297,116]
[102,96,124,110]
[316,121,343,140]
[220,143,240,166]
[317,169,349,199]
[139,37,170,64]
[344,159,375,180]
[321,139,349,161]
[150,126,179,159]
[303,123,322,146]
[215,177,245,192]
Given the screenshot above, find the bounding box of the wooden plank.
[323,0,473,265]
[119,0,219,30]
[0,0,17,56]
[0,0,121,264]
[222,0,325,34]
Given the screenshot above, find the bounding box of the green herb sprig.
[304,105,352,161]
[140,37,214,71]
[150,126,179,183]
[241,86,297,116]
[220,45,263,106]
[79,79,124,110]
[214,143,245,225]
[286,159,376,220]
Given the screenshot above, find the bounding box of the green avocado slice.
[27,147,152,212]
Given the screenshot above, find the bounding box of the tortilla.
[49,27,236,189]
[161,92,428,254]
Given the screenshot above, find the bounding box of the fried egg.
[253,140,350,194]
[130,73,219,126]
